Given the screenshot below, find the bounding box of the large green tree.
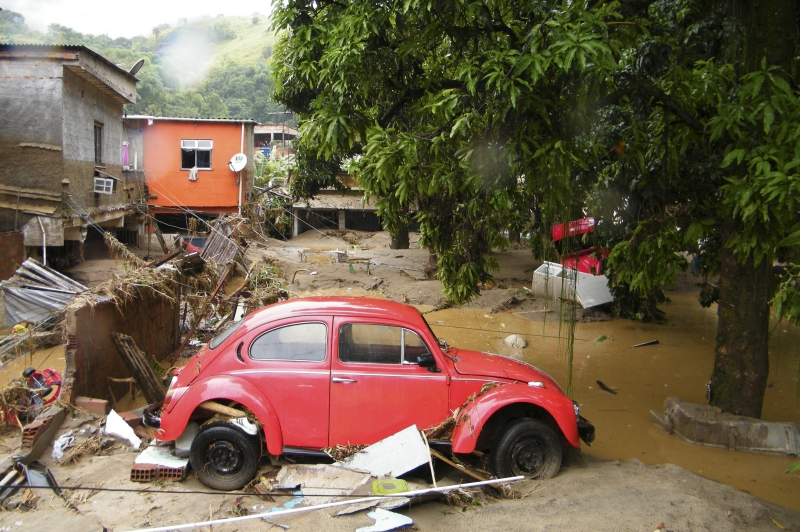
[272,0,800,418]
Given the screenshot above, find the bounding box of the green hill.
[0,10,289,124]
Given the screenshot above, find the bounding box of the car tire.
[490,419,562,480]
[190,421,261,490]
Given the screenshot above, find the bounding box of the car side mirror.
[418,354,441,372]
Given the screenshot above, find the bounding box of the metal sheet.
[1,258,87,326]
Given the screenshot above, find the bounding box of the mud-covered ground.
[0,230,796,531]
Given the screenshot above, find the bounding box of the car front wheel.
[490,419,562,479]
[190,421,261,490]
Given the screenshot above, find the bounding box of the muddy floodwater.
[427,292,800,511]
[0,345,64,388]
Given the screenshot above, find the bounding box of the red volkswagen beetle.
[148,297,594,490]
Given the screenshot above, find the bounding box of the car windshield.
[209,319,244,349]
[420,315,445,348]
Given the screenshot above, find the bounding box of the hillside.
[0,10,289,125]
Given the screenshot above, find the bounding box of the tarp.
[0,258,87,327]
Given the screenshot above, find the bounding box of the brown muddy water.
[0,345,64,388]
[428,292,800,511]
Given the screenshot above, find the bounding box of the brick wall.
[65,291,178,401]
[0,231,24,281]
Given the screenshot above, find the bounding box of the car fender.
[450,384,580,453]
[155,375,283,455]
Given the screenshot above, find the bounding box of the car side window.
[403,328,430,364]
[338,323,429,364]
[250,322,327,361]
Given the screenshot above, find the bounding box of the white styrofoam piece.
[135,443,189,468]
[575,274,613,308]
[174,421,199,458]
[355,508,414,532]
[105,409,142,449]
[334,425,429,478]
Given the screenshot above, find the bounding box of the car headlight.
[573,400,580,418]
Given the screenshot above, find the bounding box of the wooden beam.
[429,449,488,482]
[110,333,167,404]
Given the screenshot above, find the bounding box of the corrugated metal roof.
[126,115,258,124]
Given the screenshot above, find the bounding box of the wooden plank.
[169,267,231,366]
[110,333,167,404]
[429,449,488,482]
[198,401,247,418]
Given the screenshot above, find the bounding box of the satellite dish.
[228,153,247,172]
[129,58,145,75]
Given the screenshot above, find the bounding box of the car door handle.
[332,377,357,384]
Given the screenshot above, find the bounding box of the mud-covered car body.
[153,297,594,488]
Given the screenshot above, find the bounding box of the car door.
[329,317,449,446]
[238,317,332,449]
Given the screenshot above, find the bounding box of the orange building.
[124,116,255,216]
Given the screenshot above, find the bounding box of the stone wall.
[65,292,179,402]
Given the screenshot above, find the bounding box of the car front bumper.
[578,415,595,445]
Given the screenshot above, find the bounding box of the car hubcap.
[206,441,243,474]
[510,437,544,475]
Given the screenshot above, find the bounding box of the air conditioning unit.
[94,177,114,194]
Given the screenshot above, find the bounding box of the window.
[209,319,244,349]
[181,139,213,170]
[94,123,103,164]
[250,322,327,361]
[338,323,430,364]
[93,177,114,194]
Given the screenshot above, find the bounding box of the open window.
[181,140,213,170]
[338,323,430,365]
[94,122,103,164]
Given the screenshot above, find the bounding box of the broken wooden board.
[401,269,426,281]
[334,425,429,478]
[110,333,167,404]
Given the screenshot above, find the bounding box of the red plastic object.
[551,217,595,242]
[551,218,608,275]
[27,368,62,405]
[153,297,591,460]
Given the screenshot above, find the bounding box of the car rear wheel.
[490,419,562,480]
[190,421,261,490]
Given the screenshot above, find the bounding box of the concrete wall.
[65,292,179,401]
[130,119,255,214]
[0,61,65,233]
[61,68,129,212]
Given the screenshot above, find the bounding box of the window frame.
[248,321,328,362]
[93,122,103,164]
[337,322,430,365]
[180,139,213,170]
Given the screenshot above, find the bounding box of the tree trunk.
[390,225,409,249]
[706,0,795,418]
[709,226,772,418]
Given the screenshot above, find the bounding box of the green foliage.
[787,462,800,474]
[272,0,624,303]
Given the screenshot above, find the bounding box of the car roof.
[243,296,427,328]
